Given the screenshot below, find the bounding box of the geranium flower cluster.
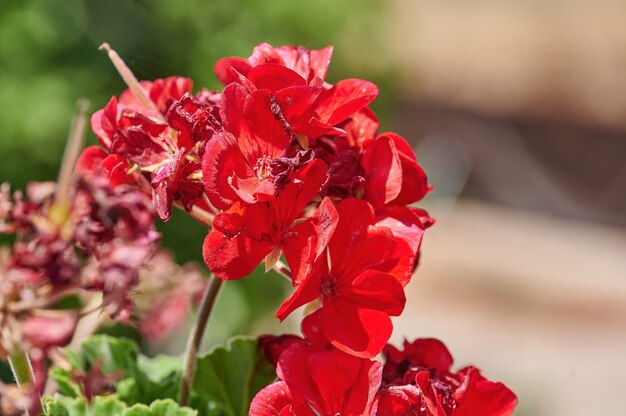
[0,171,203,413]
[83,42,517,415]
[0,172,203,356]
[251,336,518,415]
[88,42,432,356]
[0,177,155,358]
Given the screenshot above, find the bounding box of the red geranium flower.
[203,159,337,281]
[202,83,296,209]
[314,107,431,208]
[90,76,221,220]
[250,339,382,416]
[214,43,379,138]
[377,339,518,416]
[276,198,413,358]
[75,146,138,189]
[215,43,334,85]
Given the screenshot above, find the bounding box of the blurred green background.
[0,0,397,348]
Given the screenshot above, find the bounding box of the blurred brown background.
[385,1,626,415]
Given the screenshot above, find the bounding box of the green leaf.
[42,395,125,416]
[42,396,196,416]
[118,354,182,404]
[192,337,276,416]
[125,399,198,416]
[50,335,182,405]
[80,335,139,374]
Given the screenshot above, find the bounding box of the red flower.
[75,146,137,189]
[214,43,379,138]
[375,205,434,261]
[250,340,382,416]
[276,198,412,358]
[377,339,518,416]
[90,77,221,220]
[361,132,430,208]
[91,76,193,150]
[311,107,431,208]
[216,43,334,85]
[203,159,337,281]
[202,83,295,209]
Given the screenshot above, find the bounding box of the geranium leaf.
[42,396,196,416]
[192,337,276,416]
[42,395,126,416]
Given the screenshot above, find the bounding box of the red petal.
[259,334,303,367]
[275,264,324,321]
[91,96,118,149]
[220,83,250,139]
[273,85,323,133]
[375,205,429,255]
[247,64,306,92]
[149,76,193,114]
[376,385,422,416]
[330,198,376,253]
[249,381,295,416]
[230,173,268,205]
[270,159,328,224]
[100,155,134,189]
[386,133,430,205]
[300,309,329,349]
[330,225,397,283]
[22,313,77,349]
[394,338,454,373]
[362,135,403,207]
[275,342,321,415]
[308,46,333,82]
[75,146,107,176]
[344,359,382,416]
[321,300,393,358]
[307,348,364,414]
[242,89,292,161]
[454,368,518,416]
[202,210,273,280]
[283,197,338,284]
[344,107,379,147]
[415,371,447,416]
[344,269,406,316]
[249,43,285,66]
[202,131,254,210]
[315,79,379,126]
[214,57,252,85]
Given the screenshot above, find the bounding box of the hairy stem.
[180,275,224,406]
[99,43,162,117]
[54,100,90,209]
[176,202,215,227]
[8,351,33,387]
[8,351,34,415]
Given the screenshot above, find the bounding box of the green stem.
[180,275,224,406]
[8,350,33,387]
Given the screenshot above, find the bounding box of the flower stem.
[54,100,90,209]
[180,275,224,406]
[8,350,34,415]
[99,43,162,117]
[8,351,33,387]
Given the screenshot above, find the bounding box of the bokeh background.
[1,0,625,414]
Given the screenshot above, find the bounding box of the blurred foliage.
[0,0,398,345]
[48,335,272,416]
